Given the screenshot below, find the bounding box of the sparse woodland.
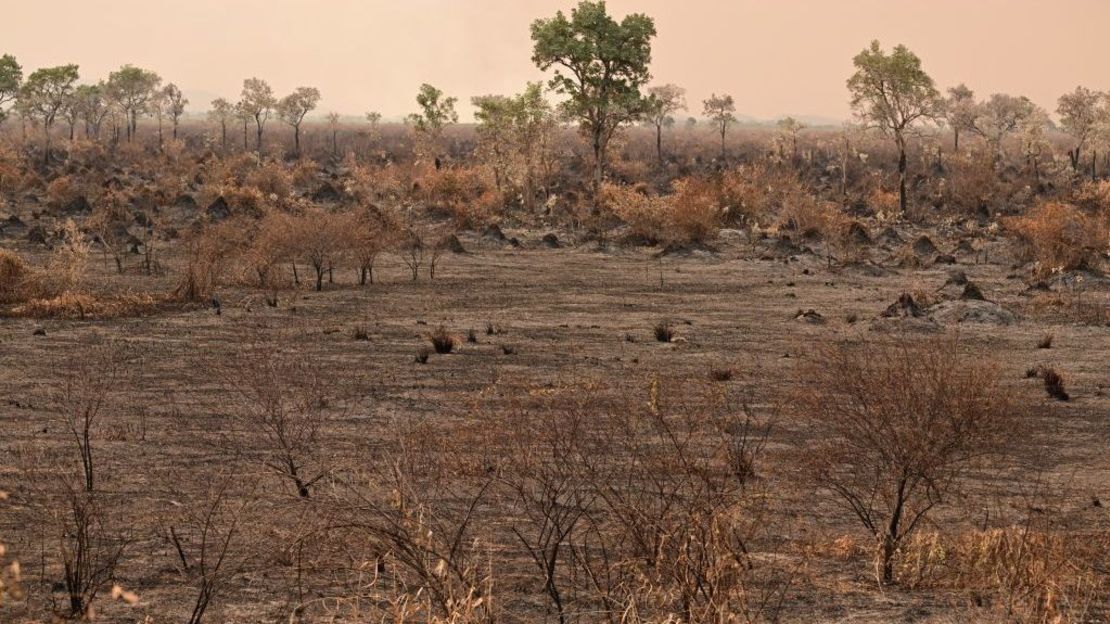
[1,2,1109,623]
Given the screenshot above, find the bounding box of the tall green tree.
[106,65,161,142]
[0,54,22,125]
[276,86,321,155]
[531,0,655,203]
[847,41,941,214]
[20,64,80,163]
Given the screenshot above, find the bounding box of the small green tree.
[209,98,235,151]
[847,40,941,214]
[0,54,22,126]
[21,64,80,163]
[163,83,188,140]
[240,77,276,152]
[73,83,109,139]
[703,93,736,158]
[777,116,806,161]
[943,83,976,153]
[105,65,161,142]
[1056,86,1107,174]
[643,83,686,164]
[276,86,320,155]
[407,83,457,159]
[531,0,656,204]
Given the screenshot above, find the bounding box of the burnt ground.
[1,222,1108,622]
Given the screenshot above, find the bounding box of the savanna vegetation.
[1,2,1109,623]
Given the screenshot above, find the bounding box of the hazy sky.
[2,0,1107,122]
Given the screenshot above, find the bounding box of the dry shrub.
[429,326,455,354]
[419,166,494,227]
[944,152,1005,216]
[668,177,722,243]
[40,219,90,295]
[1072,180,1110,212]
[602,182,668,242]
[45,174,84,208]
[718,163,809,226]
[175,220,245,302]
[289,158,320,188]
[239,210,298,289]
[200,183,269,217]
[205,152,260,186]
[1003,202,1108,275]
[348,163,411,202]
[868,188,900,215]
[898,528,1108,623]
[0,249,33,305]
[244,160,294,199]
[796,337,1021,585]
[8,292,166,319]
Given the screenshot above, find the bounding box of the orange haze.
[2,0,1106,123]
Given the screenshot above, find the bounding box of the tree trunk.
[221,122,227,151]
[897,137,908,215]
[953,128,959,154]
[719,125,726,158]
[655,123,663,165]
[256,120,263,153]
[43,123,51,165]
[591,128,604,211]
[293,124,300,155]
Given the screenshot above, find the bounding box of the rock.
[771,236,802,256]
[794,309,826,324]
[847,221,871,245]
[541,233,561,248]
[441,234,467,254]
[32,327,46,336]
[933,253,957,265]
[877,226,904,245]
[928,300,1015,325]
[26,224,49,245]
[60,195,91,214]
[961,282,986,301]
[312,182,342,203]
[174,193,197,209]
[206,196,231,221]
[481,224,507,242]
[944,270,968,286]
[657,240,717,257]
[912,235,938,256]
[882,292,926,318]
[955,239,976,255]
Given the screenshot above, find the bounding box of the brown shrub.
[1003,202,1108,275]
[244,161,294,199]
[0,249,33,305]
[795,337,1021,585]
[899,528,1108,623]
[668,177,722,243]
[45,175,84,208]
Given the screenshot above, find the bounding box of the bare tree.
[795,337,1022,585]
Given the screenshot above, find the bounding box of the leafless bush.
[794,337,1022,585]
[219,347,353,498]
